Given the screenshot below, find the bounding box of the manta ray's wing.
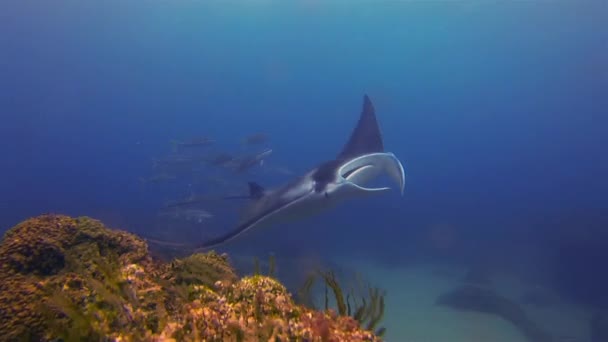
[338,94,384,160]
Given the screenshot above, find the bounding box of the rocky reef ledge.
[0,214,381,341]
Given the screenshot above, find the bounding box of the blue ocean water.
[1,0,607,340]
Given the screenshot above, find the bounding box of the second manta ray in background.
[198,94,406,249]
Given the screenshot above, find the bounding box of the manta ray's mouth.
[342,164,373,181]
[338,153,406,194]
[341,164,384,191]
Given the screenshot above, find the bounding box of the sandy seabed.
[333,257,592,342]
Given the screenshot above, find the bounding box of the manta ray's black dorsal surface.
[312,94,384,189]
[339,94,384,160]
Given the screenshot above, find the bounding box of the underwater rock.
[0,214,383,341]
[591,312,608,342]
[436,285,553,342]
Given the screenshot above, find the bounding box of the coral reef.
[0,214,154,340]
[0,214,383,341]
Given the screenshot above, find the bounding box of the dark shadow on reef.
[436,285,553,342]
[591,311,608,342]
[554,233,608,309]
[0,214,384,341]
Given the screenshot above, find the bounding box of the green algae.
[298,268,388,337]
[252,253,277,278]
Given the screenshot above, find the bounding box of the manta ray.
[198,95,406,249]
